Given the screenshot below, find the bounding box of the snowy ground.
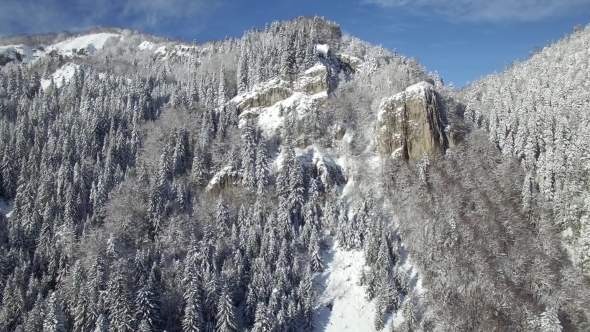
[314,241,378,332]
[0,44,45,64]
[313,239,424,332]
[0,32,119,66]
[139,41,155,51]
[41,63,80,90]
[47,33,120,57]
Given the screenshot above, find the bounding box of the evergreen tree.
[215,286,237,332]
[241,121,257,190]
[0,268,25,331]
[24,294,46,332]
[191,146,208,187]
[93,314,108,332]
[237,45,249,94]
[539,308,562,332]
[135,287,160,331]
[43,292,66,332]
[218,65,229,106]
[107,262,134,332]
[138,319,152,332]
[243,289,257,328]
[254,140,270,198]
[216,195,230,236]
[251,304,273,332]
[182,263,205,332]
[73,284,93,332]
[309,228,323,272]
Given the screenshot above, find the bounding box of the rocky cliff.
[377,81,451,161]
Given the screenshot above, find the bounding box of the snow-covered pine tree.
[215,285,238,332]
[255,141,269,197]
[309,227,323,272]
[107,262,134,332]
[241,121,257,190]
[43,292,66,332]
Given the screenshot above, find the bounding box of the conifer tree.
[93,314,108,332]
[218,65,229,106]
[24,294,46,332]
[251,304,273,332]
[135,286,160,331]
[107,262,134,332]
[73,284,93,332]
[241,121,256,190]
[43,292,66,332]
[191,146,208,187]
[215,285,237,332]
[182,263,205,332]
[309,228,323,272]
[0,268,25,331]
[237,45,249,94]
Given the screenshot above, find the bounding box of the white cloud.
[118,0,223,32]
[364,0,590,22]
[0,0,220,37]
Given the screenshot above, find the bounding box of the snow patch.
[47,33,120,56]
[235,77,327,139]
[405,81,434,97]
[337,53,363,71]
[153,44,204,60]
[316,44,330,57]
[138,41,154,50]
[0,32,118,65]
[0,45,45,64]
[303,63,327,76]
[255,92,322,137]
[231,77,290,108]
[41,63,80,90]
[154,46,168,56]
[315,243,377,332]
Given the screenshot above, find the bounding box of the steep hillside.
[0,16,588,332]
[459,24,590,274]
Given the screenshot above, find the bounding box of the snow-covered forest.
[0,16,588,332]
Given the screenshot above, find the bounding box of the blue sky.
[2,0,590,87]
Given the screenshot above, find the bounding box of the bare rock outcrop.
[296,65,329,95]
[377,81,451,161]
[233,78,294,112]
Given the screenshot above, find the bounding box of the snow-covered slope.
[41,63,80,89]
[315,239,424,331]
[0,32,120,66]
[153,44,205,60]
[315,244,378,331]
[0,44,44,64]
[46,33,120,56]
[139,41,155,51]
[224,55,424,331]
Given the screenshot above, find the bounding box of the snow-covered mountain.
[0,16,588,332]
[0,32,120,65]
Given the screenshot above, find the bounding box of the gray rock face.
[296,65,329,95]
[234,63,330,113]
[376,81,451,161]
[233,78,294,112]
